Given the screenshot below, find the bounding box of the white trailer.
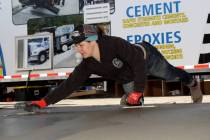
[0,0,210,101]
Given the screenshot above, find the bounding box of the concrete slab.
[0,96,210,140]
[1,95,210,108]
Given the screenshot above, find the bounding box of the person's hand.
[15,99,47,112]
[126,92,144,105]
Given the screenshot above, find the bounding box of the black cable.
[25,70,32,101]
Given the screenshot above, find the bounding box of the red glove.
[127,92,143,105]
[31,99,47,108]
[15,99,47,112]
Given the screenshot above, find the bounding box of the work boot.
[188,79,203,103]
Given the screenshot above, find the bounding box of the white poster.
[111,0,210,66]
[84,3,110,24]
[15,33,53,70]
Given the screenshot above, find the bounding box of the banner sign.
[111,0,210,66]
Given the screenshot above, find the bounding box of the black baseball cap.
[71,24,98,44]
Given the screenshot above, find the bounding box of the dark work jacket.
[44,35,146,105]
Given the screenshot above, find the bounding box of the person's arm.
[15,60,92,112]
[115,37,146,93]
[44,60,92,105]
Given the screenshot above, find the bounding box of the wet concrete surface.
[0,103,210,140]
